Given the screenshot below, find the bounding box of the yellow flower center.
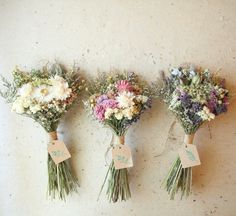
[40,88,49,96]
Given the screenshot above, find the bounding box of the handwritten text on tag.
[112,145,133,170]
[178,144,201,168]
[48,140,71,165]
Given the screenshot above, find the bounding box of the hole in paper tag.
[178,144,201,168]
[112,144,133,170]
[48,140,71,165]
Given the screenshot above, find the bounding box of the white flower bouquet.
[0,64,84,200]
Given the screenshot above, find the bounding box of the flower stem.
[47,154,79,200]
[99,161,131,203]
[162,156,192,200]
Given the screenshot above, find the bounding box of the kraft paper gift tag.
[48,140,71,165]
[178,144,201,168]
[112,144,133,170]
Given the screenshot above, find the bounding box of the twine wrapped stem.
[184,134,195,145]
[49,131,58,142]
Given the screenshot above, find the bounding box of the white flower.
[29,104,41,114]
[11,97,29,114]
[197,106,215,121]
[136,95,148,104]
[104,108,114,119]
[171,68,182,76]
[17,83,33,98]
[116,92,135,108]
[189,70,196,78]
[169,93,181,110]
[114,112,123,120]
[31,76,72,103]
[122,108,133,120]
[31,85,53,102]
[50,76,72,100]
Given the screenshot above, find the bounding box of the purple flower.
[207,90,219,113]
[94,96,118,121]
[192,102,202,112]
[207,90,229,115]
[186,110,202,125]
[96,95,109,104]
[179,92,192,108]
[101,99,118,109]
[215,104,227,114]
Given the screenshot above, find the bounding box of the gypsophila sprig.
[0,63,85,200]
[84,71,152,203]
[156,65,229,199]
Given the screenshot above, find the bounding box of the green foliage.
[87,71,151,96]
[0,74,17,103]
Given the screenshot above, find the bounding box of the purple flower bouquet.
[158,65,229,199]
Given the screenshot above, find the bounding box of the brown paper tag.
[112,144,133,170]
[48,140,71,165]
[178,144,201,168]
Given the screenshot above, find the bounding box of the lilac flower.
[192,102,202,112]
[101,99,118,109]
[215,104,227,114]
[207,90,219,113]
[96,95,109,104]
[179,92,192,108]
[187,110,202,125]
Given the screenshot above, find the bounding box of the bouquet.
[84,72,151,202]
[157,65,229,199]
[0,64,83,200]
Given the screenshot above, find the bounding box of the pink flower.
[94,104,106,121]
[116,80,133,92]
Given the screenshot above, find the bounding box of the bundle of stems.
[47,154,79,200]
[162,133,194,199]
[104,161,131,202]
[99,128,131,203]
[162,156,192,200]
[47,130,79,200]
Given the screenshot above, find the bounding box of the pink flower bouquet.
[84,72,152,202]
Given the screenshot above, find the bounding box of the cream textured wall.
[0,1,236,216]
